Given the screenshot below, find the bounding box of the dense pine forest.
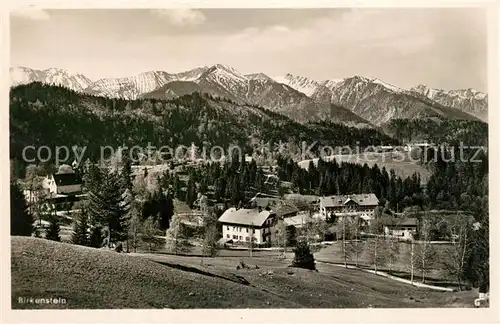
[383,118,488,146]
[10,82,395,168]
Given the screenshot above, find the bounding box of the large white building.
[319,193,379,222]
[218,207,277,245]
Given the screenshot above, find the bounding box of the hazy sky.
[11,8,487,91]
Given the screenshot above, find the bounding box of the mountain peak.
[44,67,65,73]
[10,66,92,91]
[202,64,248,82]
[246,73,274,81]
[273,73,320,96]
[212,64,238,72]
[370,78,404,93]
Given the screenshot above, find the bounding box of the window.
[233,227,235,231]
[245,237,250,241]
[253,229,255,233]
[233,235,238,239]
[227,226,230,231]
[226,234,230,238]
[239,236,243,240]
[246,228,248,233]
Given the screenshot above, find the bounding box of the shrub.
[291,241,316,270]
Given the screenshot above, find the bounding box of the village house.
[283,212,313,228]
[218,207,277,245]
[248,194,299,219]
[383,218,418,239]
[43,172,82,195]
[41,164,86,212]
[319,193,379,223]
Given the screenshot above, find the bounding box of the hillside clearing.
[298,152,431,184]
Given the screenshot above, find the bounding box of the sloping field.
[11,237,475,309]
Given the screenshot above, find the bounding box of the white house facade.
[218,207,276,245]
[42,166,83,196]
[383,218,418,240]
[319,193,379,222]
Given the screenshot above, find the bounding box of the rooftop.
[53,173,82,186]
[384,218,418,227]
[248,195,299,217]
[218,208,274,227]
[320,193,379,208]
[283,213,312,228]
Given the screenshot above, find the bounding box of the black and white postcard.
[3,1,498,323]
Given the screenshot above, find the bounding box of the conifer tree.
[87,167,128,247]
[104,172,129,244]
[172,174,182,199]
[121,152,133,191]
[46,216,61,242]
[229,176,242,206]
[89,225,103,248]
[71,210,90,246]
[185,178,197,207]
[10,181,33,236]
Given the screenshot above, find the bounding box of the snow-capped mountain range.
[410,84,488,121]
[10,67,92,92]
[10,65,488,125]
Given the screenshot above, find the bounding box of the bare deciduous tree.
[343,217,364,268]
[386,234,400,274]
[366,237,385,274]
[415,218,436,283]
[442,214,474,291]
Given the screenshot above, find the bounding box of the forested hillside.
[382,118,488,146]
[10,82,396,164]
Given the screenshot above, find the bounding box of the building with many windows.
[319,193,379,222]
[218,207,277,245]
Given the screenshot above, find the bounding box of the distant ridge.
[10,65,486,125]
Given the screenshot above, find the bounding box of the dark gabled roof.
[320,194,379,208]
[53,173,82,186]
[384,218,418,227]
[273,201,299,217]
[248,195,299,217]
[250,197,281,208]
